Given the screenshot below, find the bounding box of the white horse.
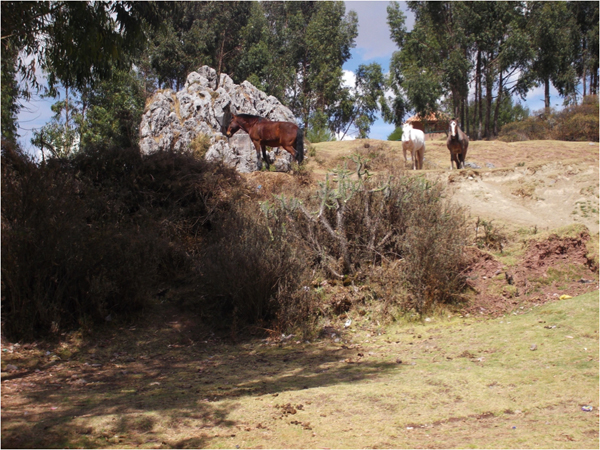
[401,122,425,170]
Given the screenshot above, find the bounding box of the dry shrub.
[554,95,599,141]
[189,133,212,159]
[498,117,551,142]
[190,203,316,336]
[475,218,508,252]
[2,147,159,339]
[1,144,242,340]
[269,165,469,314]
[499,95,599,142]
[399,184,469,313]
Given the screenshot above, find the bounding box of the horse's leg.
[411,147,417,170]
[458,153,465,169]
[261,144,271,169]
[252,140,263,171]
[450,153,457,170]
[282,145,296,161]
[417,145,424,170]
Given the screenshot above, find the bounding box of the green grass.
[2,292,598,448]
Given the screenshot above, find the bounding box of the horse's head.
[449,118,458,139]
[402,122,412,140]
[226,115,241,137]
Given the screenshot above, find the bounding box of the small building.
[406,112,450,140]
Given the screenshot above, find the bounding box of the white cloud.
[342,69,356,88]
[336,131,357,141]
[345,1,414,60]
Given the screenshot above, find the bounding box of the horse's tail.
[295,127,304,164]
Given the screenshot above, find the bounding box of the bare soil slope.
[307,138,599,233]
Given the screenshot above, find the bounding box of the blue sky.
[17,1,563,151]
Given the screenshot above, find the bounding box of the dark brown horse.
[446,118,469,169]
[225,113,304,171]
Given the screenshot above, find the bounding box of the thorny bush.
[264,158,469,314]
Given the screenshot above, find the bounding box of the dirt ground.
[306,138,599,233]
[2,138,599,448]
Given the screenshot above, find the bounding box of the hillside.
[305,138,599,233]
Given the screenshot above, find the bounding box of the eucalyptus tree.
[336,63,390,139]
[1,1,167,145]
[300,1,358,129]
[525,1,578,109]
[465,2,533,138]
[237,1,357,130]
[568,1,599,97]
[147,1,252,90]
[386,1,470,123]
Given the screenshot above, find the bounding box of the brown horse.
[446,118,469,169]
[225,113,304,171]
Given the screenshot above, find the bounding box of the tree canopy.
[1,0,596,149]
[385,1,597,140]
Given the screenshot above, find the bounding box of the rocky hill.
[139,66,298,172]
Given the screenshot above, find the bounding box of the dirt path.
[446,161,599,233]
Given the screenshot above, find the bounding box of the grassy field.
[2,291,598,448]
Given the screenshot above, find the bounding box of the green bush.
[387,126,403,141]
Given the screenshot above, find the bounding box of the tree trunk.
[485,67,493,139]
[460,96,465,132]
[544,78,550,109]
[465,97,469,137]
[493,70,503,136]
[477,50,483,141]
[216,30,226,90]
[582,43,587,98]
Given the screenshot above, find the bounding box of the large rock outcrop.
[139,66,298,172]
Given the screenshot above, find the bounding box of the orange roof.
[406,112,450,123]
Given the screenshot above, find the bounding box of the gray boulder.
[139,66,298,172]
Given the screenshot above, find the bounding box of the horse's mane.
[236,113,266,122]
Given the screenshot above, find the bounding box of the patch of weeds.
[572,200,599,218]
[529,264,589,287]
[189,133,211,159]
[580,185,599,197]
[475,218,507,252]
[502,285,519,298]
[511,179,541,199]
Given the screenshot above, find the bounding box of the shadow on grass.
[1,323,399,448]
